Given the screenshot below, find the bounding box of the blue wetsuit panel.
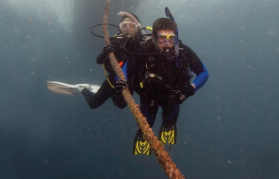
[192,62,209,91]
[115,60,128,81]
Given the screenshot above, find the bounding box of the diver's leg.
[110,94,127,109]
[133,97,158,155]
[81,74,116,109]
[159,103,180,144]
[140,97,159,128]
[161,103,180,125]
[110,88,134,109]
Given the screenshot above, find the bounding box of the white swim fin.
[47,81,100,96]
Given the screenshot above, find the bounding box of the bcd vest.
[137,47,192,97]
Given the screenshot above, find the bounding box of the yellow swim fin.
[159,123,177,144]
[133,130,151,155]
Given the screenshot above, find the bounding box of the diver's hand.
[103,44,116,55]
[97,44,116,64]
[168,85,195,104]
[114,79,127,95]
[168,89,181,103]
[182,84,196,98]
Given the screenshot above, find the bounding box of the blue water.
[1,0,279,178]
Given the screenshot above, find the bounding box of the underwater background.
[1,0,279,178]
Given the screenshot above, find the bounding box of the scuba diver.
[118,15,209,155]
[80,12,146,109]
[47,12,146,109]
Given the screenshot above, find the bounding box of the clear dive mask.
[119,21,138,31]
[157,33,177,45]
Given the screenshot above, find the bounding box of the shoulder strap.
[174,46,192,88]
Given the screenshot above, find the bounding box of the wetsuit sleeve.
[192,62,208,91]
[96,52,109,64]
[181,42,209,91]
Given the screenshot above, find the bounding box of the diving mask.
[157,33,177,45]
[119,21,138,31]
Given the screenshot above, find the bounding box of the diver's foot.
[77,84,92,93]
[159,122,177,145]
[133,130,151,155]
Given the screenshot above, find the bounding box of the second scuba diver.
[47,12,146,109]
[80,12,146,109]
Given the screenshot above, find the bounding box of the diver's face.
[120,17,138,37]
[153,29,175,51]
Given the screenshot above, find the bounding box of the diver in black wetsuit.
[119,17,209,155]
[80,12,145,109]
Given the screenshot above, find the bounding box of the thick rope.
[102,1,185,178]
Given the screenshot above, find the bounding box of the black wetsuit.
[81,35,142,109]
[127,40,208,127]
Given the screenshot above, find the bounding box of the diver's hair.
[120,12,141,23]
[152,17,177,36]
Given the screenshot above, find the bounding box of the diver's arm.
[192,62,209,91]
[96,44,116,64]
[180,41,209,91]
[96,40,118,64]
[170,58,208,104]
[96,52,109,64]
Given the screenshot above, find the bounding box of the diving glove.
[103,44,116,55]
[114,79,127,95]
[168,84,195,104]
[97,44,116,64]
